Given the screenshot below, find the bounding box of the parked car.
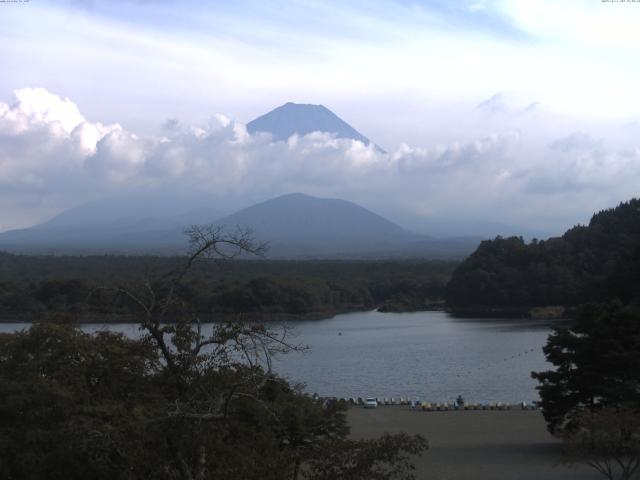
[364,397,378,409]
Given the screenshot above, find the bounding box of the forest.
[4,199,640,322]
[0,253,455,322]
[446,198,640,315]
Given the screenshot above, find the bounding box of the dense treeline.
[533,303,640,433]
[0,255,456,321]
[446,198,640,312]
[525,202,640,477]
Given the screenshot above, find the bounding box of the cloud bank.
[0,88,639,234]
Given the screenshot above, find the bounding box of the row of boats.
[314,395,539,411]
[409,401,537,411]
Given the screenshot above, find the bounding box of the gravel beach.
[348,406,601,480]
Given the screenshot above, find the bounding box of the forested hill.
[0,255,456,321]
[446,198,640,312]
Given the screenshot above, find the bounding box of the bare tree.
[105,225,302,410]
[563,407,640,480]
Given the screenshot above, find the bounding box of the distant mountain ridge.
[247,102,384,151]
[37,194,224,229]
[214,193,421,255]
[0,192,479,258]
[0,102,527,257]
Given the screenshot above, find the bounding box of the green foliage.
[0,323,160,479]
[532,304,640,434]
[0,321,427,479]
[447,198,640,309]
[608,246,640,305]
[0,257,455,321]
[0,227,428,479]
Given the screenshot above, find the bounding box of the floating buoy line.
[452,347,541,379]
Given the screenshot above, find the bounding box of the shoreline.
[0,304,576,324]
[448,305,575,320]
[0,306,370,324]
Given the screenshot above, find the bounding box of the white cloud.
[0,88,85,135]
[0,88,122,194]
[476,93,508,114]
[548,131,601,153]
[0,87,639,235]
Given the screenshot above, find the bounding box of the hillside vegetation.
[0,255,455,321]
[446,198,640,314]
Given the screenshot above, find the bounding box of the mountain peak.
[214,192,421,256]
[275,192,311,200]
[247,102,383,151]
[283,102,324,109]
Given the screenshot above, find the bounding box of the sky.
[1,0,640,234]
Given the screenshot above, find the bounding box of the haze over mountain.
[247,102,384,151]
[385,211,554,240]
[0,99,547,255]
[0,192,480,258]
[0,193,226,253]
[214,193,420,255]
[38,194,225,229]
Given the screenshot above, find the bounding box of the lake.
[0,310,554,404]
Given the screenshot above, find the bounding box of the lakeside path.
[348,406,600,480]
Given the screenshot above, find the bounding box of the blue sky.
[6,0,638,132]
[0,0,639,232]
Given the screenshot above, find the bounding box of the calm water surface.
[1,310,553,404]
[276,310,553,403]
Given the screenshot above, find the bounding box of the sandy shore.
[348,406,600,480]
